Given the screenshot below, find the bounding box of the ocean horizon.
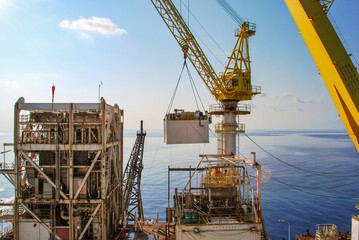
[0,128,358,239]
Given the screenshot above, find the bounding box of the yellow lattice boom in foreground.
[285,0,359,152]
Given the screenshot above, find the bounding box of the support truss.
[123,121,146,223]
[11,97,124,240]
[320,0,334,12]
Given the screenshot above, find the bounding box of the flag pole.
[98,81,103,103]
[52,84,55,110]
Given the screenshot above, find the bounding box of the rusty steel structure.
[123,121,146,225]
[12,97,124,240]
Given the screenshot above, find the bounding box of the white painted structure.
[176,223,262,240]
[19,219,50,240]
[164,119,209,144]
[352,216,359,240]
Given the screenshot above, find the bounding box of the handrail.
[0,163,15,170]
[209,104,251,113]
[215,122,245,133]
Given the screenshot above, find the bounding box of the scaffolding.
[12,97,124,240]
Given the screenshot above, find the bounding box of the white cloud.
[59,16,127,37]
[273,92,293,98]
[293,97,311,104]
[273,92,312,104]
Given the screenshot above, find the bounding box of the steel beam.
[2,174,15,186]
[20,203,62,240]
[77,204,101,240]
[14,98,20,240]
[105,112,112,143]
[19,151,68,199]
[69,103,74,240]
[73,151,101,199]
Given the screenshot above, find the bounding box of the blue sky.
[0,0,358,130]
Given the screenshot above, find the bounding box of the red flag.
[52,85,55,103]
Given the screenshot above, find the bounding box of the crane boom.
[152,0,261,154]
[151,0,225,99]
[285,0,359,152]
[151,0,260,102]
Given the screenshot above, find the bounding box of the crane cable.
[166,60,187,115]
[166,59,207,115]
[215,0,244,27]
[243,132,359,178]
[179,1,227,66]
[185,63,206,112]
[270,174,359,199]
[239,152,359,199]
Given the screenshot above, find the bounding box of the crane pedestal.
[210,102,251,155]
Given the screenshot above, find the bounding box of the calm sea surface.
[1,129,358,239]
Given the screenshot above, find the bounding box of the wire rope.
[187,66,201,112]
[166,60,187,114]
[189,26,226,68]
[185,63,206,112]
[243,132,359,178]
[142,134,163,186]
[283,177,359,191]
[328,12,359,68]
[180,2,228,66]
[215,0,244,27]
[240,151,359,195]
[209,126,217,138]
[269,175,359,199]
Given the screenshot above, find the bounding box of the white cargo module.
[164,110,210,144]
[19,219,50,240]
[353,215,359,240]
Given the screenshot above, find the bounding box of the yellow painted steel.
[221,23,258,101]
[150,0,260,102]
[285,0,359,152]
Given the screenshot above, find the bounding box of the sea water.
[1,129,358,239]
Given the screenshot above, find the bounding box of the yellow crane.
[285,0,359,152]
[153,0,359,153]
[151,0,260,154]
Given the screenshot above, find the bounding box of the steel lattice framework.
[12,97,124,240]
[123,121,146,223]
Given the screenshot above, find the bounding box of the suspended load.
[164,109,210,144]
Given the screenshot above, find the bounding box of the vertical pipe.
[13,99,20,240]
[119,109,124,221]
[288,223,291,240]
[55,145,60,201]
[69,103,74,240]
[54,124,59,240]
[3,145,5,167]
[237,115,240,155]
[257,166,261,213]
[189,165,191,191]
[101,202,105,239]
[101,100,106,239]
[223,112,237,155]
[112,106,120,232]
[167,166,170,240]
